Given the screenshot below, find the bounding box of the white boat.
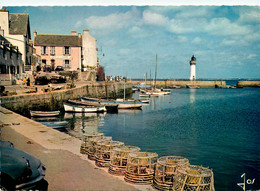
[30,110,60,117]
[82,97,142,110]
[63,103,106,113]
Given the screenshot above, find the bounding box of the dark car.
[55,66,64,72]
[0,141,48,190]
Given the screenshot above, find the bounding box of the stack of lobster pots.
[95,140,124,167]
[124,152,158,185]
[80,132,104,154]
[153,156,190,190]
[79,133,215,190]
[88,136,113,160]
[173,165,215,191]
[108,146,141,175]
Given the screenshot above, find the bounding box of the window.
[63,46,71,55]
[63,60,71,68]
[50,46,55,55]
[41,46,48,55]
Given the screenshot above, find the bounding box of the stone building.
[0,8,33,74]
[33,30,82,72]
[0,35,23,85]
[33,29,98,81]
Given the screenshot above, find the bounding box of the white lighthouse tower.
[190,55,196,80]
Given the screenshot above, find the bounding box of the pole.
[154,54,157,90]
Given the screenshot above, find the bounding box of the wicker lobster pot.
[80,133,104,154]
[153,156,189,190]
[95,140,124,167]
[87,136,112,160]
[173,165,215,191]
[124,152,158,185]
[109,146,141,176]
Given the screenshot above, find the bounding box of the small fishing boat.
[77,99,119,113]
[39,121,68,128]
[82,97,142,110]
[63,103,106,113]
[127,98,150,104]
[30,110,60,117]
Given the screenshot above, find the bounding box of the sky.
[3,5,260,79]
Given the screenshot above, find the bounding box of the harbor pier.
[131,80,226,88]
[0,106,149,191]
[0,81,132,116]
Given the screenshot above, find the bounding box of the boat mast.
[154,54,157,90]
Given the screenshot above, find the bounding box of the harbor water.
[36,87,260,190]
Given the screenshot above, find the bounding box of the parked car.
[55,66,64,72]
[0,141,48,190]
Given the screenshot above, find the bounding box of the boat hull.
[30,110,60,117]
[63,103,106,113]
[82,97,142,110]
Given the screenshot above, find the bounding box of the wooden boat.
[127,98,150,104]
[69,99,118,113]
[63,103,106,113]
[30,110,60,117]
[39,121,68,128]
[82,97,142,110]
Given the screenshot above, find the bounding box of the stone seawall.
[0,82,132,116]
[237,81,260,87]
[131,80,226,88]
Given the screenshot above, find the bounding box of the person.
[98,97,101,104]
[27,77,30,86]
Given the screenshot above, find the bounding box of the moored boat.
[63,103,106,113]
[70,99,118,113]
[82,97,142,110]
[30,110,60,117]
[39,121,68,128]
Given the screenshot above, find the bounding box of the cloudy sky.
[5,6,260,79]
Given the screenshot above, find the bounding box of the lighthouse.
[190,55,196,81]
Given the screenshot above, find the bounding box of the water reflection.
[64,112,106,138]
[189,89,196,103]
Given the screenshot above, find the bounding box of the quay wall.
[0,82,132,116]
[237,81,260,87]
[131,80,226,88]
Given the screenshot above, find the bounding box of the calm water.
[61,87,260,190]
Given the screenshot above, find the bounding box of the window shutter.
[41,47,44,54]
[63,47,65,55]
[69,47,71,55]
[69,60,71,68]
[46,47,48,55]
[53,47,55,55]
[62,60,65,67]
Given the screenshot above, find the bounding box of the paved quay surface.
[0,106,154,191]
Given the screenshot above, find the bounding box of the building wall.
[0,46,23,84]
[82,29,97,69]
[0,9,30,72]
[34,45,81,71]
[0,10,9,35]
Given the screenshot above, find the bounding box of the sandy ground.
[0,106,154,191]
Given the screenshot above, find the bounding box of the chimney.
[34,30,37,37]
[83,29,89,35]
[71,30,77,35]
[78,33,81,38]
